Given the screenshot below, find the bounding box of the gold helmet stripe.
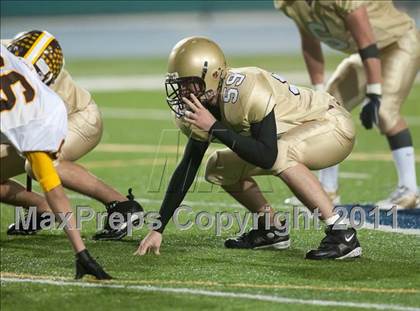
[23,32,55,64]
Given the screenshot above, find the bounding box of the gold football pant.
[58,100,103,161]
[0,100,103,182]
[205,104,355,186]
[326,28,420,134]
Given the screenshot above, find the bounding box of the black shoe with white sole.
[305,225,362,260]
[93,189,143,241]
[7,211,52,235]
[225,226,290,250]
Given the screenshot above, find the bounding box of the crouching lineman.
[275,0,420,209]
[1,44,111,278]
[135,37,362,260]
[1,30,142,240]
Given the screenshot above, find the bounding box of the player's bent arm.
[25,152,85,252]
[209,109,278,170]
[345,5,382,85]
[299,27,325,86]
[155,138,209,234]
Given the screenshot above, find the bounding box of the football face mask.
[165,74,207,118]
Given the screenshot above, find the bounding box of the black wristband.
[359,44,379,61]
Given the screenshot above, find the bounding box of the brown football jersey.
[274,0,415,54]
[174,67,333,141]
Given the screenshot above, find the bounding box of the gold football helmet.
[7,30,64,85]
[165,36,227,117]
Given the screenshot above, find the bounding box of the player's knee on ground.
[59,100,103,162]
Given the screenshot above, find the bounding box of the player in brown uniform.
[274,0,420,209]
[134,36,362,260]
[0,30,142,240]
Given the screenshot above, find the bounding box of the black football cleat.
[225,226,290,250]
[305,225,362,260]
[75,249,112,280]
[93,188,143,241]
[7,211,52,236]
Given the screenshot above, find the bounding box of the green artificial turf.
[1,54,419,310]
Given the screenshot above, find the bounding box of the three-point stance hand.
[134,230,162,256]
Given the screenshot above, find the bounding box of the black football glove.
[360,93,381,130]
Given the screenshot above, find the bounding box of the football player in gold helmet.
[1,30,143,240]
[274,0,419,209]
[135,36,362,260]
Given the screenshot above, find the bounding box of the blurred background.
[2,0,420,59]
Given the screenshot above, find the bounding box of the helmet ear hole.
[212,70,220,79]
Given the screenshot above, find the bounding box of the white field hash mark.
[1,277,420,311]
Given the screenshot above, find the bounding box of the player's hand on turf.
[134,230,162,256]
[360,93,380,129]
[182,93,216,132]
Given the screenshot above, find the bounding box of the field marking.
[2,272,420,295]
[1,276,420,311]
[82,158,173,169]
[77,72,420,92]
[83,143,420,167]
[76,75,165,92]
[101,107,170,120]
[100,107,420,127]
[82,154,420,167]
[338,172,371,179]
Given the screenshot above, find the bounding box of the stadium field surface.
[1,54,419,311]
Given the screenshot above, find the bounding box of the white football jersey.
[0,45,67,154]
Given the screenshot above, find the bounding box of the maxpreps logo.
[11,204,405,237]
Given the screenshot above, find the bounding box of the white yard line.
[101,107,171,120]
[89,143,420,162]
[76,72,420,92]
[338,172,371,180]
[1,277,419,311]
[77,75,164,92]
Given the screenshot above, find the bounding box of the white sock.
[324,214,339,226]
[392,147,417,193]
[324,214,347,226]
[318,164,339,193]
